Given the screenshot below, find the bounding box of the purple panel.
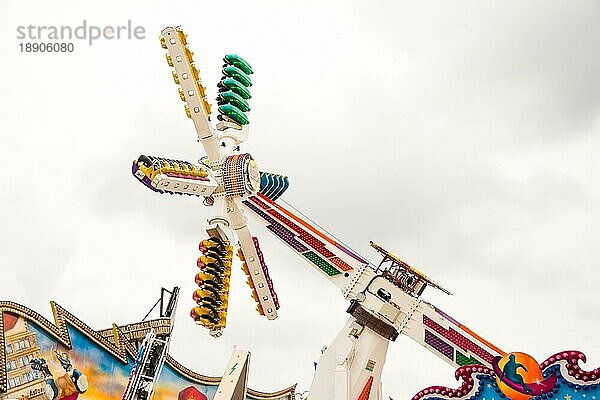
[244,200,277,224]
[434,307,462,327]
[249,197,366,264]
[425,329,454,360]
[266,226,309,253]
[252,237,279,309]
[132,162,162,193]
[244,200,309,253]
[334,243,367,264]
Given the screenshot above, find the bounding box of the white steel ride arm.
[160,27,221,164]
[244,194,505,364]
[245,195,505,400]
[341,268,505,370]
[242,194,367,293]
[402,302,505,369]
[149,26,279,335]
[309,267,504,400]
[228,197,279,319]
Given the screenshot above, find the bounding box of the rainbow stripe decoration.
[422,308,505,368]
[242,193,366,277]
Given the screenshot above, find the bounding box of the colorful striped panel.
[299,232,336,258]
[434,307,505,356]
[265,207,304,234]
[330,257,353,271]
[333,242,366,264]
[455,350,482,366]
[266,225,309,253]
[424,330,454,360]
[246,196,354,274]
[265,209,336,259]
[243,199,272,222]
[256,193,366,265]
[251,196,271,210]
[223,154,250,197]
[303,251,340,276]
[243,200,308,252]
[423,315,494,364]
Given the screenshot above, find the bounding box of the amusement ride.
[126,26,600,400]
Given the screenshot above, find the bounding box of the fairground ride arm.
[243,192,506,369]
[241,193,369,293]
[160,27,220,165]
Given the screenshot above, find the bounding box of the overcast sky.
[0,1,599,399]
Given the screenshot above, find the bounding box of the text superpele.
[16,20,146,45]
